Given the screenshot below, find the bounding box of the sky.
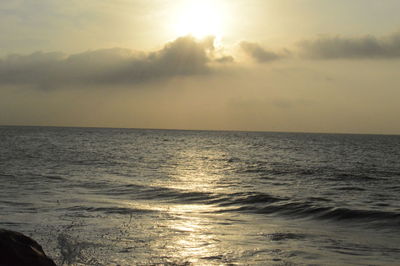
[1,0,400,134]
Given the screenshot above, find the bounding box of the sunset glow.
[2,1,400,266]
[172,0,227,38]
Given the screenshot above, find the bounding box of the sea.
[1,126,400,265]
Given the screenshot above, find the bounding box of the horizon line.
[1,124,399,137]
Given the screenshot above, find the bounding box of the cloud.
[240,41,284,63]
[0,36,232,89]
[300,32,400,59]
[215,55,235,63]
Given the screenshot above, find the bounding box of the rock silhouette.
[0,229,56,266]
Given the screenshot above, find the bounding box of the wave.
[166,189,400,227]
[64,206,156,215]
[79,182,400,228]
[260,232,307,241]
[216,196,400,227]
[334,186,366,191]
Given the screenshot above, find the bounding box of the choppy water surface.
[1,126,400,265]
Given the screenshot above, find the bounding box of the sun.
[172,0,227,38]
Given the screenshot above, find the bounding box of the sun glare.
[172,0,226,38]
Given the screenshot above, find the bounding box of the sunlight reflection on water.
[157,147,231,263]
[165,204,219,263]
[165,147,229,192]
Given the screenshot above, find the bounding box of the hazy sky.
[1,0,400,134]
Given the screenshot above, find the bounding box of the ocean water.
[1,126,400,265]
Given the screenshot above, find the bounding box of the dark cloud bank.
[239,32,400,61]
[1,32,400,90]
[240,41,284,62]
[300,32,400,59]
[0,36,232,89]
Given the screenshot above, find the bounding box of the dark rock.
[0,229,56,266]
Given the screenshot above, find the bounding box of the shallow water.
[1,126,400,265]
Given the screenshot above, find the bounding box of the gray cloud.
[240,41,284,63]
[0,36,232,89]
[300,32,400,59]
[215,55,235,63]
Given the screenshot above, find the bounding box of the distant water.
[1,126,400,265]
